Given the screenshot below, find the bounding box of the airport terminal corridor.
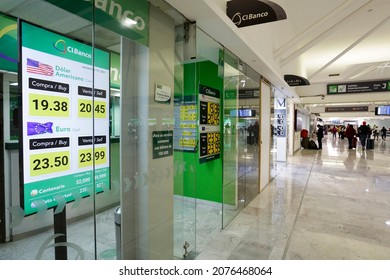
[196,135,390,260]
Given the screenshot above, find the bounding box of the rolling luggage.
[247,135,254,145]
[301,137,309,149]
[308,140,318,149]
[352,137,357,149]
[367,138,374,149]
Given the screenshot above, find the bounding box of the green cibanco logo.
[329,85,338,93]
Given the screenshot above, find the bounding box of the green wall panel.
[174,60,225,203]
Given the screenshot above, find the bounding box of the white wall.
[260,81,271,191]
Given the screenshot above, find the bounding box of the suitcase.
[352,137,357,148]
[247,135,254,145]
[308,140,318,149]
[301,137,309,149]
[367,138,374,149]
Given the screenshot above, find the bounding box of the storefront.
[0,0,283,260]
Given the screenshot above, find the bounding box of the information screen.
[20,21,110,215]
[198,85,221,163]
[375,105,390,115]
[173,97,197,152]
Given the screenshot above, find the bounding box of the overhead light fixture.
[122,18,138,27]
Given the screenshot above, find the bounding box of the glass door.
[0,1,118,260]
[1,73,18,243]
[173,26,225,258]
[222,50,260,228]
[173,21,197,259]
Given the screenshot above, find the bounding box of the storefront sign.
[328,80,390,94]
[239,89,260,99]
[227,0,287,28]
[0,13,17,72]
[284,74,310,86]
[154,83,172,103]
[20,21,110,215]
[199,85,221,163]
[44,0,149,46]
[275,98,286,137]
[152,130,173,159]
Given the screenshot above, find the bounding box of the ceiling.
[2,0,390,121]
[166,0,390,121]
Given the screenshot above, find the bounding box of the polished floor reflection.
[0,207,117,260]
[196,136,390,259]
[2,135,389,260]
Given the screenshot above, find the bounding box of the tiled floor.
[2,135,390,260]
[196,136,390,259]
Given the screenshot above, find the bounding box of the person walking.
[381,126,387,140]
[357,121,370,150]
[316,124,324,149]
[345,124,356,149]
[332,126,337,139]
[372,126,379,140]
[253,121,259,144]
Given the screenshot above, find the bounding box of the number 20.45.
[78,100,106,118]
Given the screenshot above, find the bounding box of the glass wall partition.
[222,50,260,228]
[0,0,257,260]
[173,26,225,258]
[172,21,197,259]
[0,1,99,259]
[0,0,188,260]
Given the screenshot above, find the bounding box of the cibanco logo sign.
[231,12,269,26]
[53,39,66,54]
[53,39,92,59]
[227,0,286,28]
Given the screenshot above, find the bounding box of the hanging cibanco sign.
[284,74,310,87]
[226,0,287,28]
[19,21,110,215]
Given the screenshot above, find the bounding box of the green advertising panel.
[0,13,17,72]
[174,61,224,204]
[44,0,149,46]
[20,21,110,215]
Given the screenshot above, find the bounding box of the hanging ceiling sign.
[325,106,368,113]
[328,80,390,94]
[226,0,287,28]
[284,74,310,86]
